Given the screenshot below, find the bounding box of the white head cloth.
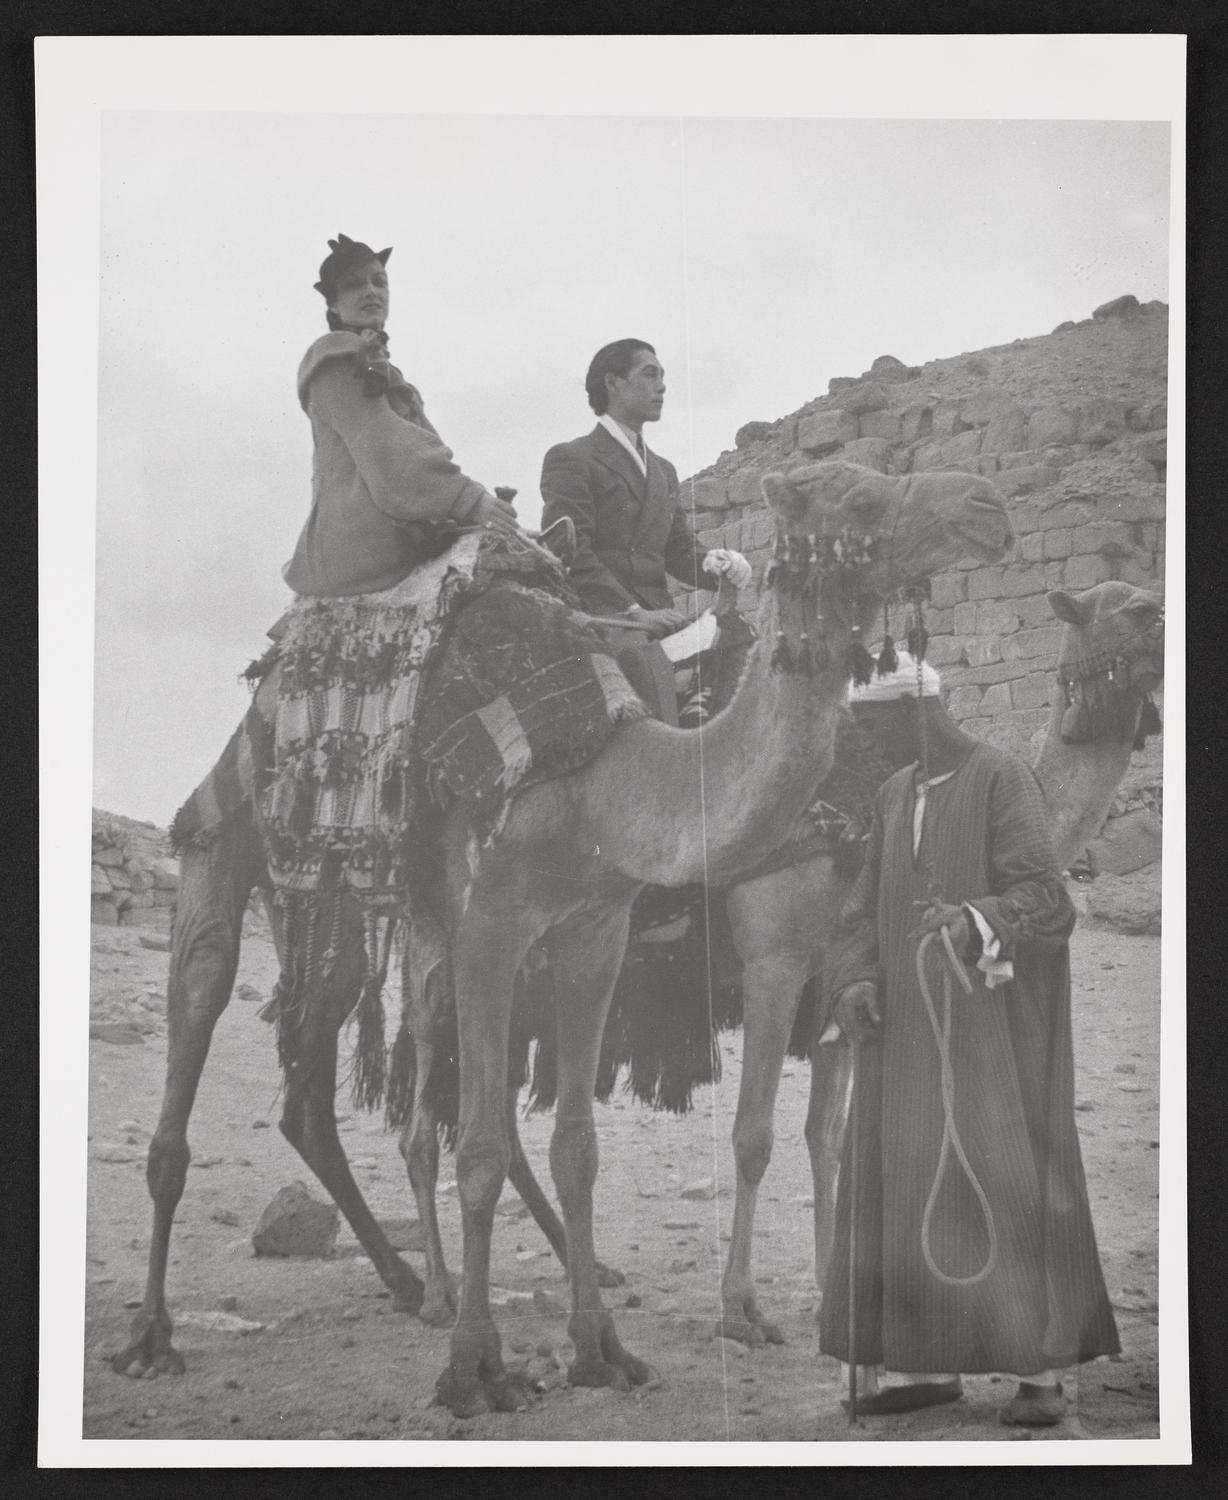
[848,648,941,703]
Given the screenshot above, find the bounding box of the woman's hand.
[473,492,521,533]
[628,605,688,639]
[833,980,881,1042]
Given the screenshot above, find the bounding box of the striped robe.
[819,743,1120,1376]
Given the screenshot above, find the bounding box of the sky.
[87,106,1173,827]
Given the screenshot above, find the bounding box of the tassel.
[876,634,898,676]
[845,634,875,687]
[1133,694,1162,750]
[906,622,929,662]
[351,915,392,1112]
[770,632,794,673]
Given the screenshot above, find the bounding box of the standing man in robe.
[819,654,1119,1427]
[540,339,751,637]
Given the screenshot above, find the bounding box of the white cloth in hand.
[703,548,752,589]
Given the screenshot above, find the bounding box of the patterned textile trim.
[418,580,650,835]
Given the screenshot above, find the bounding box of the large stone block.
[1088,808,1163,876]
[941,660,1017,688]
[868,354,911,383]
[931,401,967,438]
[999,563,1050,598]
[1072,521,1135,558]
[128,868,154,894]
[979,682,1012,715]
[727,468,769,507]
[797,410,859,454]
[1076,399,1127,445]
[1016,595,1059,628]
[1019,532,1044,562]
[839,437,891,472]
[1085,868,1161,935]
[1092,293,1141,320]
[91,897,119,926]
[928,572,967,608]
[900,404,933,443]
[1010,671,1052,710]
[681,477,730,511]
[947,685,984,717]
[91,865,111,897]
[976,599,1018,635]
[965,637,1003,668]
[841,382,892,414]
[1027,406,1078,448]
[743,510,777,550]
[910,440,945,472]
[940,430,984,464]
[953,601,979,635]
[106,866,132,890]
[995,465,1059,498]
[958,387,1021,427]
[925,635,965,667]
[124,890,154,910]
[1001,624,1064,662]
[1063,553,1113,589]
[1037,501,1096,530]
[1109,556,1162,588]
[967,566,1005,601]
[981,408,1030,453]
[1043,528,1074,559]
[95,846,125,867]
[857,409,902,443]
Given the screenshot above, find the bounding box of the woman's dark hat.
[314,233,392,300]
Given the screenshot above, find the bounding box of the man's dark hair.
[585,339,656,415]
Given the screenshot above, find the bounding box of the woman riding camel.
[283,233,518,597]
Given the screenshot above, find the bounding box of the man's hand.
[472,492,520,533]
[833,980,881,1042]
[703,548,752,589]
[912,901,971,951]
[629,605,688,639]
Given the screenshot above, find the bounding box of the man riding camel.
[539,339,752,635]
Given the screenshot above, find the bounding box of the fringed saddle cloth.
[257,526,649,1106]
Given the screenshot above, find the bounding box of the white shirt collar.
[598,412,648,476]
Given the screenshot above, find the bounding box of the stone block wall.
[92,813,179,927]
[673,302,1167,760]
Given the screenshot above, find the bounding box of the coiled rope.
[915,926,999,1287]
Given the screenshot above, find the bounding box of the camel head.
[758,461,1013,675]
[1048,581,1165,747]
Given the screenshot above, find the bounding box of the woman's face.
[329,258,390,330]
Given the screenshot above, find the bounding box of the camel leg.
[804,1036,852,1306]
[717,949,811,1347]
[506,1099,626,1289]
[397,1042,459,1327]
[111,819,260,1376]
[276,919,425,1317]
[435,901,538,1417]
[548,906,657,1392]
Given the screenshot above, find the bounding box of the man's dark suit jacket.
[539,423,709,613]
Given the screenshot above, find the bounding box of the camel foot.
[110,1310,186,1377]
[717,1296,786,1347]
[418,1274,460,1329]
[568,1313,659,1391]
[595,1260,626,1289]
[434,1363,534,1417]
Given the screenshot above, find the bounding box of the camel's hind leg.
[111,816,261,1376]
[397,1037,459,1328]
[276,910,425,1316]
[804,1034,852,1306]
[547,904,657,1393]
[717,946,811,1347]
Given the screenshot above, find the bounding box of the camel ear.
[760,470,809,524]
[1047,589,1092,626]
[1122,596,1163,628]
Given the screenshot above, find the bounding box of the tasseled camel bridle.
[1057,609,1165,750]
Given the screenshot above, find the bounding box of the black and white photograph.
[38,34,1185,1463]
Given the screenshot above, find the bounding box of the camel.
[110,458,1011,1410]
